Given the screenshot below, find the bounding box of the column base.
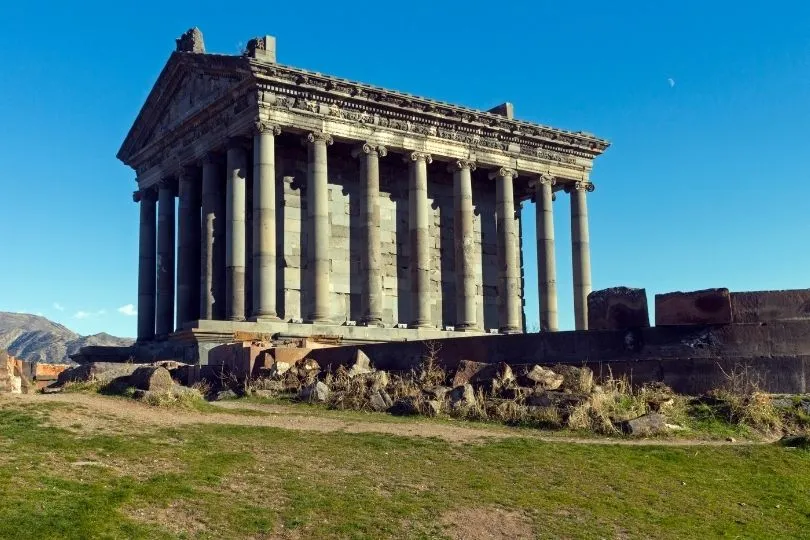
[304,318,334,325]
[409,322,434,329]
[498,326,521,335]
[359,318,384,328]
[454,324,481,332]
[248,314,281,323]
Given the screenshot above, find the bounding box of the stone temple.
[118,28,609,362]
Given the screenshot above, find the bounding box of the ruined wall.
[273,136,518,329]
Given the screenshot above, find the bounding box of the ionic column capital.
[157,177,178,194]
[488,167,518,180]
[352,143,388,159]
[203,151,224,166]
[306,131,334,145]
[565,181,595,193]
[538,173,557,186]
[448,159,477,172]
[254,120,281,136]
[406,151,432,164]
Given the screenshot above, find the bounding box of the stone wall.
[273,136,519,330]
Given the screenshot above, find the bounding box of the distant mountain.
[0,312,133,364]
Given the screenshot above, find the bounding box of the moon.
[667,78,676,88]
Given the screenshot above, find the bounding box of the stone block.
[655,288,732,326]
[284,268,301,289]
[272,347,312,366]
[587,287,650,330]
[731,289,810,323]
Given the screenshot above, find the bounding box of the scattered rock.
[215,389,238,401]
[299,381,330,403]
[390,397,420,416]
[367,370,389,391]
[550,365,594,393]
[423,386,450,401]
[41,385,63,395]
[266,361,291,378]
[449,384,476,408]
[369,389,394,412]
[421,399,442,417]
[526,390,587,408]
[521,366,564,390]
[624,413,669,436]
[348,350,374,377]
[726,437,737,443]
[130,366,173,392]
[499,386,532,400]
[451,360,498,387]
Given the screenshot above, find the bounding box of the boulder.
[655,288,732,326]
[265,360,291,378]
[299,381,330,403]
[423,386,450,401]
[499,386,532,400]
[624,413,669,436]
[421,400,442,417]
[215,389,238,401]
[588,287,650,330]
[520,366,564,390]
[296,358,321,377]
[369,389,394,412]
[130,366,174,392]
[552,365,594,393]
[451,360,498,387]
[448,383,476,408]
[389,397,420,416]
[526,390,587,408]
[348,350,374,378]
[367,370,389,391]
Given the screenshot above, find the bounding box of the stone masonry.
[119,29,609,350]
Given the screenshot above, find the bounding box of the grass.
[1,397,810,538]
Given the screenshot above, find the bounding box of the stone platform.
[73,320,484,365]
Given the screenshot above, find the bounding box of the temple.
[119,29,609,361]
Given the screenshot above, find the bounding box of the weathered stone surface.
[265,361,291,378]
[449,383,476,408]
[348,350,374,377]
[369,389,393,412]
[731,289,810,324]
[520,366,564,390]
[655,289,732,326]
[57,362,141,386]
[299,381,329,403]
[389,397,420,416]
[623,413,669,436]
[367,370,389,391]
[423,385,450,401]
[451,360,498,387]
[526,390,587,408]
[550,365,594,393]
[421,399,442,417]
[216,389,238,401]
[588,287,650,330]
[130,366,173,392]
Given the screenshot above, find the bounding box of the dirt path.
[1,392,771,446]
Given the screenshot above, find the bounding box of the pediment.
[118,53,250,166]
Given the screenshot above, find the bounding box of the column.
[252,122,281,321]
[200,153,225,320]
[493,167,520,333]
[135,188,157,341]
[408,151,433,328]
[176,166,202,329]
[355,143,386,326]
[535,174,559,331]
[306,132,333,323]
[226,141,248,321]
[155,178,176,337]
[451,159,478,330]
[568,181,594,330]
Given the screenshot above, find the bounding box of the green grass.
[1,399,810,539]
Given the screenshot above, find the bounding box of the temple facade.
[120,29,609,346]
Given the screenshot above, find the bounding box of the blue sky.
[1,1,809,338]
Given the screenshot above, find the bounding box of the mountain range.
[0,312,133,364]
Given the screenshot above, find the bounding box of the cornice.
[249,59,609,159]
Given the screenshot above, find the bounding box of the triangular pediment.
[118,53,251,166]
